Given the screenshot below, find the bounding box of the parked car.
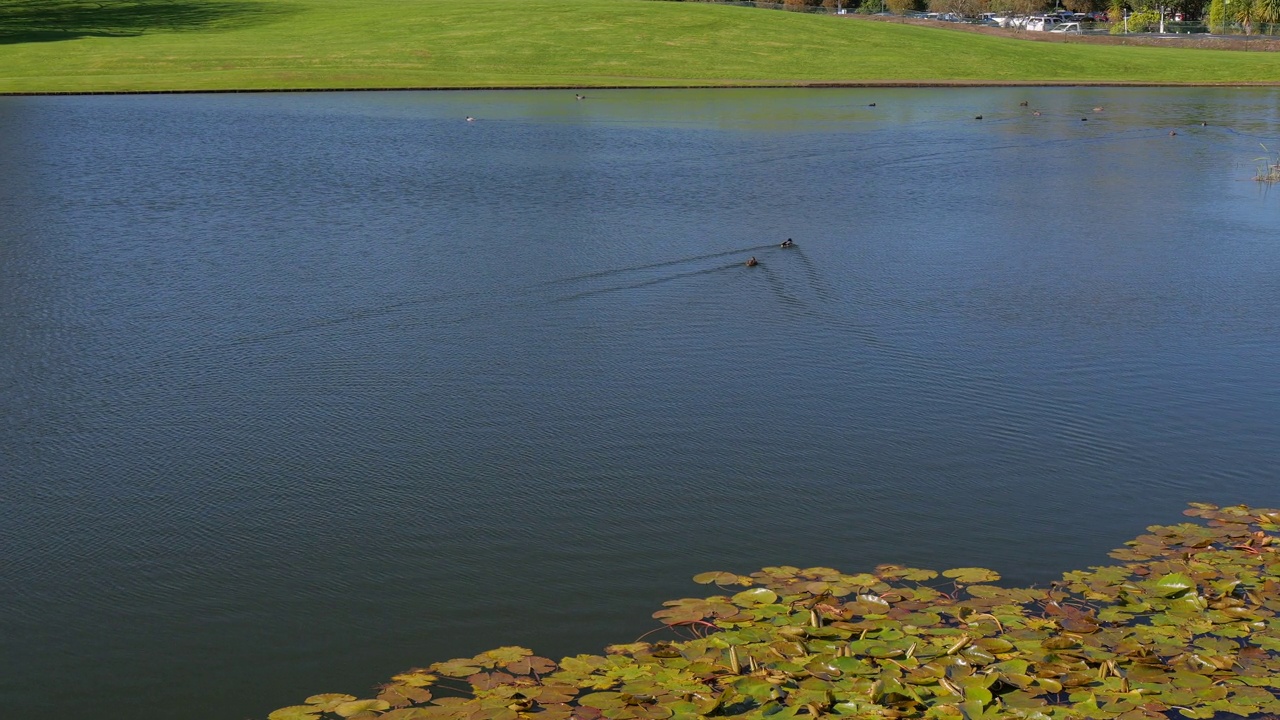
[1024,15,1061,31]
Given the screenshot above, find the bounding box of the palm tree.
[1254,0,1280,31]
[1233,0,1257,34]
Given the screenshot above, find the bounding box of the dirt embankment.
[858,14,1280,52]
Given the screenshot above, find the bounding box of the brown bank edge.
[4,80,1280,96]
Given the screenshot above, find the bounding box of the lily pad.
[692,571,741,585]
[333,699,391,717]
[1153,573,1196,598]
[268,707,321,720]
[942,568,1001,584]
[389,671,437,688]
[731,588,778,606]
[305,694,356,711]
[269,503,1280,720]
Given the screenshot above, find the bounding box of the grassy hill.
[1,0,1279,93]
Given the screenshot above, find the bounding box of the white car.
[1024,15,1060,31]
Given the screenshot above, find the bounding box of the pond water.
[1,87,1278,720]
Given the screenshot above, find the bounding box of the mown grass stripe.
[1,0,1278,93]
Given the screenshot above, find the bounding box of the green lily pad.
[333,699,391,717]
[876,565,939,582]
[378,709,438,720]
[482,646,532,664]
[305,694,357,711]
[731,587,778,606]
[268,707,321,720]
[942,568,1001,583]
[1153,573,1196,598]
[692,571,741,585]
[389,672,436,688]
[431,658,482,677]
[578,691,627,709]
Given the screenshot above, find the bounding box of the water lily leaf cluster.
[269,504,1280,720]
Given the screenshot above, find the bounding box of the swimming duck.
[575,94,585,100]
[466,116,475,122]
[1093,106,1104,112]
[975,115,983,120]
[780,238,794,248]
[1019,101,1029,107]
[746,257,758,267]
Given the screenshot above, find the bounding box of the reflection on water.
[1,88,1278,720]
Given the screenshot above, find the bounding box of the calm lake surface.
[2,87,1278,720]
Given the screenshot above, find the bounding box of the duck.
[465,116,475,122]
[746,257,758,267]
[1019,100,1029,107]
[975,115,983,120]
[1093,106,1104,112]
[575,93,585,100]
[780,238,795,248]
[1169,130,1178,136]
[1081,117,1088,122]
[1201,121,1208,127]
[1033,110,1042,116]
[868,102,876,107]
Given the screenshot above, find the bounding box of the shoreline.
[6,80,1280,97]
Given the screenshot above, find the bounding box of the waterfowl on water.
[975,115,983,120]
[869,102,876,107]
[1033,110,1042,116]
[746,257,758,267]
[1201,121,1208,127]
[466,116,475,122]
[1170,130,1178,136]
[1093,106,1105,112]
[575,94,585,100]
[1019,101,1029,107]
[1081,117,1089,122]
[780,238,794,248]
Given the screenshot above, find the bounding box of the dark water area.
[1,87,1277,720]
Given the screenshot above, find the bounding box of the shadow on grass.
[0,0,298,44]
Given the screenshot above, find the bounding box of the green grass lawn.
[2,0,1279,93]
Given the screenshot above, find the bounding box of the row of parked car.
[915,10,1107,27]
[982,12,1098,31]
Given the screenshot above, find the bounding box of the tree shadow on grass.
[0,0,299,44]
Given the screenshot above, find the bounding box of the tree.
[1233,0,1257,34]
[988,0,1049,16]
[1063,0,1106,13]
[885,0,921,13]
[928,0,986,15]
[1256,0,1280,28]
[1207,0,1227,30]
[1107,0,1127,30]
